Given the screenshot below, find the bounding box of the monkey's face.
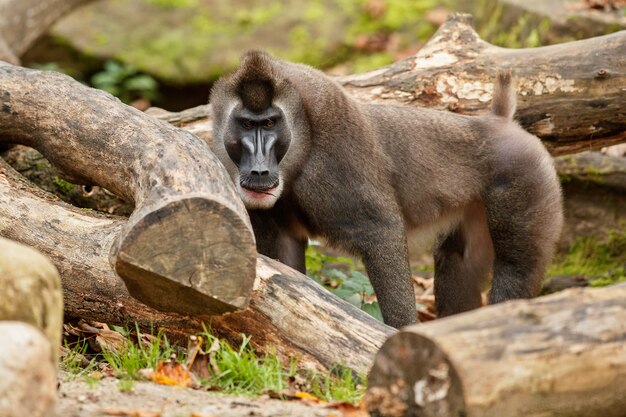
[225,105,290,210]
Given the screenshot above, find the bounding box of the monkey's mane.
[236,51,276,113]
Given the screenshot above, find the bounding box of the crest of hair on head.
[237,51,276,113]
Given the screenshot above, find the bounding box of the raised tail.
[491,71,516,120]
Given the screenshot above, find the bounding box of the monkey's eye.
[241,119,254,129]
[264,119,274,128]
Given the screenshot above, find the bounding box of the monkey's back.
[363,104,494,227]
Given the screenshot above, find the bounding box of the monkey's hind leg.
[483,138,563,304]
[434,202,493,317]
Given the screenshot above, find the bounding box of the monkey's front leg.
[355,228,417,328]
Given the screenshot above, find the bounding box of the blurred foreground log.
[0,156,392,374]
[0,238,62,417]
[155,14,625,155]
[0,63,257,316]
[365,286,626,417]
[0,237,63,364]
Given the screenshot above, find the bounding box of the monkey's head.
[211,51,310,210]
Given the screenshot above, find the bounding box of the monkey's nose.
[250,169,270,177]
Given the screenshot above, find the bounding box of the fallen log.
[339,13,626,155]
[365,286,626,417]
[0,63,257,316]
[149,14,625,156]
[0,157,393,373]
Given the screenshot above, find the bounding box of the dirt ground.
[56,372,343,417]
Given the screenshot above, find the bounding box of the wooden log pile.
[0,64,392,373]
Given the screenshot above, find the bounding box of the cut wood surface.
[0,63,257,317]
[365,286,626,417]
[151,14,625,155]
[0,157,393,373]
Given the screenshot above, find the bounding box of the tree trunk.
[0,63,257,317]
[0,156,393,373]
[365,286,626,417]
[151,14,625,155]
[0,0,94,62]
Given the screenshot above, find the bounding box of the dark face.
[226,105,290,209]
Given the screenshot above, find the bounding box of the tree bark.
[0,63,257,317]
[365,286,626,417]
[0,0,94,63]
[0,156,393,373]
[151,14,625,155]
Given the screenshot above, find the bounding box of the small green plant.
[199,327,296,395]
[305,244,353,280]
[61,339,96,378]
[306,245,383,321]
[101,325,177,380]
[52,176,75,193]
[311,366,366,404]
[91,60,159,104]
[117,378,135,393]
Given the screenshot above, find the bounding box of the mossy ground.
[548,228,626,287]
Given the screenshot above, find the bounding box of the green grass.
[548,229,626,287]
[61,323,365,403]
[198,327,296,395]
[61,339,97,378]
[100,325,178,380]
[311,366,366,404]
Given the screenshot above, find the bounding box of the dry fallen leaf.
[185,335,212,380]
[96,329,130,354]
[326,400,370,417]
[294,391,325,403]
[150,357,194,388]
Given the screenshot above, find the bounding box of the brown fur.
[211,52,563,328]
